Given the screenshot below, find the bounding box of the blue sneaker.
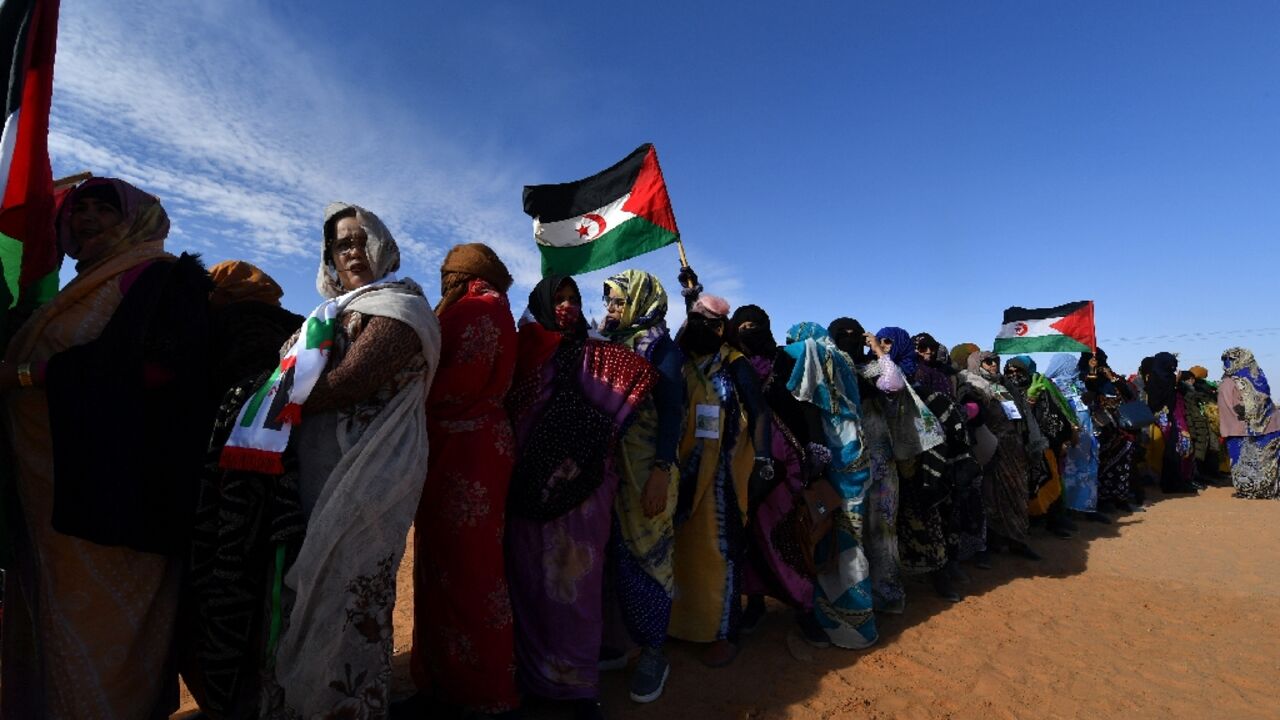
[628,647,670,703]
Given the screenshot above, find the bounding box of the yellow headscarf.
[601,269,669,348]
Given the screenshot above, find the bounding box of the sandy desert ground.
[178,484,1279,719]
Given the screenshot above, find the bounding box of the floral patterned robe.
[411,288,520,714]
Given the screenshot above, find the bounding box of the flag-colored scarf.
[220,274,399,473]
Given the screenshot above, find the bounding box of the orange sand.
[178,485,1279,719]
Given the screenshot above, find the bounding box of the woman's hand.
[642,466,671,518]
[865,333,887,358]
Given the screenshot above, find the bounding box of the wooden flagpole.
[675,237,695,288]
[53,171,92,189]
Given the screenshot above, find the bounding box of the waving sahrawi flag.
[523,143,679,276]
[994,301,1096,354]
[0,0,60,310]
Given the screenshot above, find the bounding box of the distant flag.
[0,0,60,312]
[994,301,1096,354]
[523,143,680,277]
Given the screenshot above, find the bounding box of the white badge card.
[695,403,721,439]
[1000,400,1023,420]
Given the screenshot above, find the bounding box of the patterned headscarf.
[876,326,915,377]
[600,269,669,355]
[912,332,938,353]
[786,321,828,346]
[1044,353,1081,388]
[784,321,861,418]
[434,242,513,314]
[1221,347,1274,435]
[57,177,170,272]
[317,202,404,300]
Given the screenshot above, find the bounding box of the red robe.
[411,287,520,713]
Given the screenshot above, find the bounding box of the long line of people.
[0,179,1276,720]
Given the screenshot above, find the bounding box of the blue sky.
[49,1,1280,377]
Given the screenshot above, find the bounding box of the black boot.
[1008,541,1042,561]
[1084,511,1112,524]
[1046,516,1075,538]
[931,569,962,602]
[741,594,766,634]
[945,559,970,584]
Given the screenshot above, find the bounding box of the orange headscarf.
[435,243,513,315]
[208,260,284,307]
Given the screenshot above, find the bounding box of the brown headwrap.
[208,260,284,307]
[436,243,513,315]
[1189,365,1209,380]
[951,342,980,371]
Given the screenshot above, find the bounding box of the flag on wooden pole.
[523,143,680,277]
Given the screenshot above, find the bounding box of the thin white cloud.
[48,1,743,310]
[49,0,544,295]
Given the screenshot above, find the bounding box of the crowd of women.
[0,177,1276,720]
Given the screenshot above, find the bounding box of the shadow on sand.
[383,473,1220,719]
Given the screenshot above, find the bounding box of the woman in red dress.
[410,243,521,716]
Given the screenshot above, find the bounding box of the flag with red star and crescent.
[523,143,679,276]
[993,301,1096,354]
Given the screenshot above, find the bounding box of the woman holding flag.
[1044,353,1102,519]
[668,290,771,667]
[1003,356,1076,537]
